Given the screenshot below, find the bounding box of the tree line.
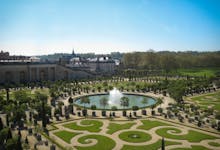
[121,51,220,71]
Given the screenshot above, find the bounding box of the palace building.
[0,50,116,84]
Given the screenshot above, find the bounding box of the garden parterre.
[50,118,220,150]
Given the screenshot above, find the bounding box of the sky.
[0,0,220,56]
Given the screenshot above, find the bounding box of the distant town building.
[60,49,116,73]
[0,51,9,59]
[29,56,41,62]
[0,50,40,62]
[86,56,115,73]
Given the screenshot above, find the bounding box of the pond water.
[75,89,157,110]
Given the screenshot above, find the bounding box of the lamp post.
[161,137,165,150]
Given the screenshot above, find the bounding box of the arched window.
[40,70,46,81]
[5,71,13,83]
[50,67,55,81]
[64,71,68,80]
[20,71,26,83]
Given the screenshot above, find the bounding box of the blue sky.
[0,0,220,55]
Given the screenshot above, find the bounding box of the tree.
[6,88,10,102]
[49,88,57,99]
[111,106,118,111]
[68,97,74,104]
[0,128,8,145]
[17,134,22,150]
[167,81,186,103]
[157,97,163,108]
[122,51,220,71]
[160,53,178,74]
[108,85,113,91]
[25,136,29,144]
[132,106,139,111]
[141,97,148,105]
[0,118,3,130]
[84,86,90,93]
[57,101,64,116]
[119,86,124,92]
[6,128,12,141]
[80,97,90,109]
[14,90,29,104]
[97,86,102,92]
[215,112,220,120]
[100,97,108,109]
[0,95,5,110]
[151,104,156,115]
[12,104,26,128]
[18,129,21,137]
[91,105,97,110]
[120,97,129,109]
[6,138,17,150]
[54,108,61,116]
[35,92,48,128]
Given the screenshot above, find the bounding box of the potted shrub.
[158,107,163,114]
[132,106,139,116]
[91,105,97,117]
[122,110,127,117]
[142,109,147,115]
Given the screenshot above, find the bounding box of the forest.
[122,51,220,72]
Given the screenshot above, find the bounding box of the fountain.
[130,134,140,138]
[108,87,123,106]
[75,87,157,110]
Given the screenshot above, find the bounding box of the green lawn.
[53,130,80,144]
[175,68,220,77]
[138,120,172,130]
[106,122,136,134]
[208,142,220,147]
[155,127,218,142]
[171,145,211,150]
[84,80,153,93]
[189,91,220,112]
[75,134,116,150]
[119,131,151,143]
[63,120,103,132]
[0,88,49,100]
[0,89,31,100]
[34,88,50,96]
[121,140,180,150]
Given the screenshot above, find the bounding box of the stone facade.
[87,61,115,73]
[0,62,93,84]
